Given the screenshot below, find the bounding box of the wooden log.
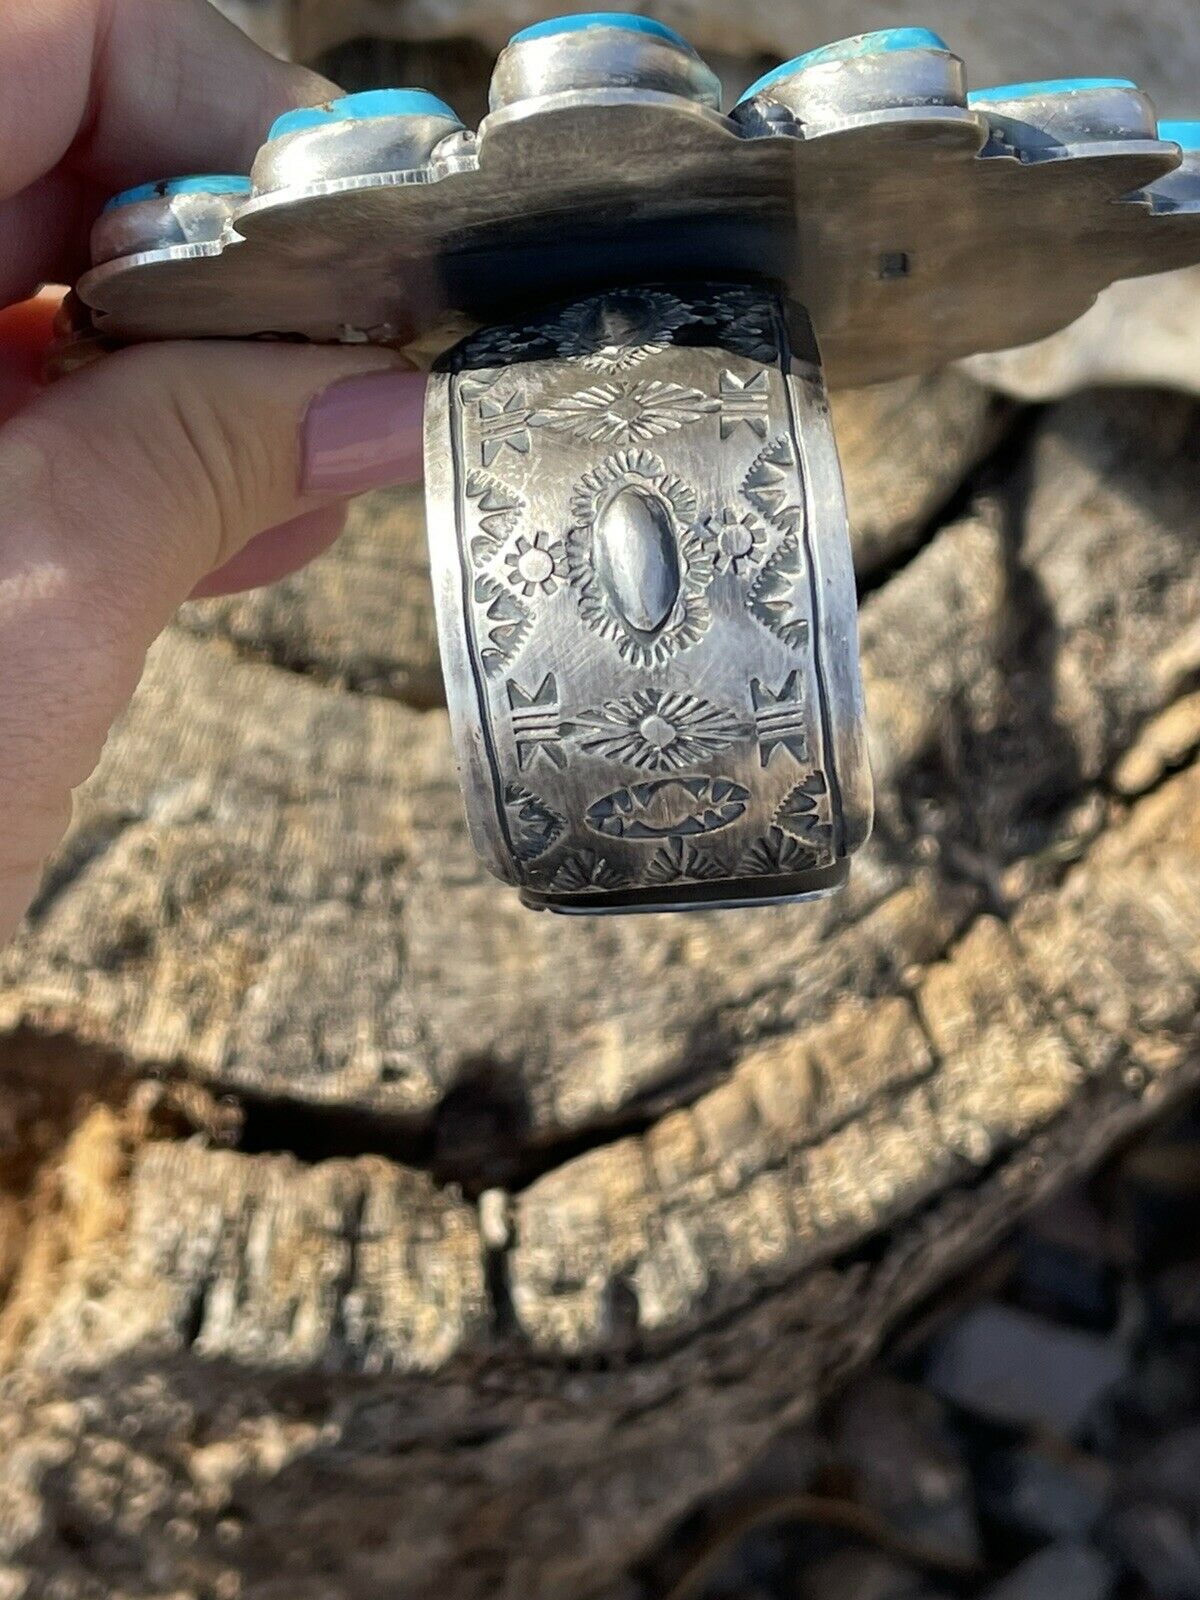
[1,388,1199,1596]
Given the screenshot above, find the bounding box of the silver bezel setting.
[75,43,1200,388]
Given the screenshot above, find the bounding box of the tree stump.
[2,377,1200,1599]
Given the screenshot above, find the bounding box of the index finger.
[0,0,337,308]
[0,0,336,198]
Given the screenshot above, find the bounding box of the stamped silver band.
[67,22,1200,911]
[424,283,872,913]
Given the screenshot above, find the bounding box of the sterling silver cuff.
[425,284,871,912]
[67,18,1200,912]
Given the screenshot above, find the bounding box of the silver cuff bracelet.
[425,284,870,911]
[70,18,1200,912]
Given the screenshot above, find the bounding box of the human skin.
[0,0,427,943]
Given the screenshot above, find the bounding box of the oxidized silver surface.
[425,285,870,911]
[69,23,1200,911]
[73,49,1200,385]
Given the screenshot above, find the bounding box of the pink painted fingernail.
[302,368,427,493]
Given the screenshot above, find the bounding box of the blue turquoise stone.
[737,28,950,104]
[509,14,693,50]
[103,174,251,213]
[268,88,459,141]
[1160,119,1200,149]
[967,78,1136,105]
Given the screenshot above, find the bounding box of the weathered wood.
[0,619,968,1151]
[2,761,1199,1597]
[1,387,1199,1596]
[2,391,1198,1147]
[832,375,1008,576]
[964,268,1200,401]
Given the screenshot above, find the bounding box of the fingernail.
[302,368,426,493]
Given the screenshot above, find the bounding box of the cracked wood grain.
[1,391,1196,1165]
[18,1147,487,1376]
[1,386,1199,1597]
[0,617,968,1149]
[507,917,1090,1354]
[2,759,1200,1600]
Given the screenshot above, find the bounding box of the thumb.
[0,339,426,940]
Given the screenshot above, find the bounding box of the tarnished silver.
[90,186,252,268]
[74,41,1200,385]
[425,283,869,912]
[67,22,1200,910]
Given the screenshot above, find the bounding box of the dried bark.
[1,388,1199,1597]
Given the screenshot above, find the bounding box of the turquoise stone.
[967,78,1136,105]
[103,175,251,213]
[1160,119,1200,149]
[268,88,459,141]
[509,14,693,50]
[737,28,950,105]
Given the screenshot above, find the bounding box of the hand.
[0,0,427,943]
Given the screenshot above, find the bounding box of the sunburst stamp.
[530,378,716,445]
[738,826,832,878]
[548,288,701,371]
[545,850,627,894]
[571,689,747,772]
[644,838,728,884]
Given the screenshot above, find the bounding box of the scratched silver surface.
[424,285,870,913]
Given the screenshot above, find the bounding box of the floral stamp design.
[703,506,768,574]
[503,530,567,598]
